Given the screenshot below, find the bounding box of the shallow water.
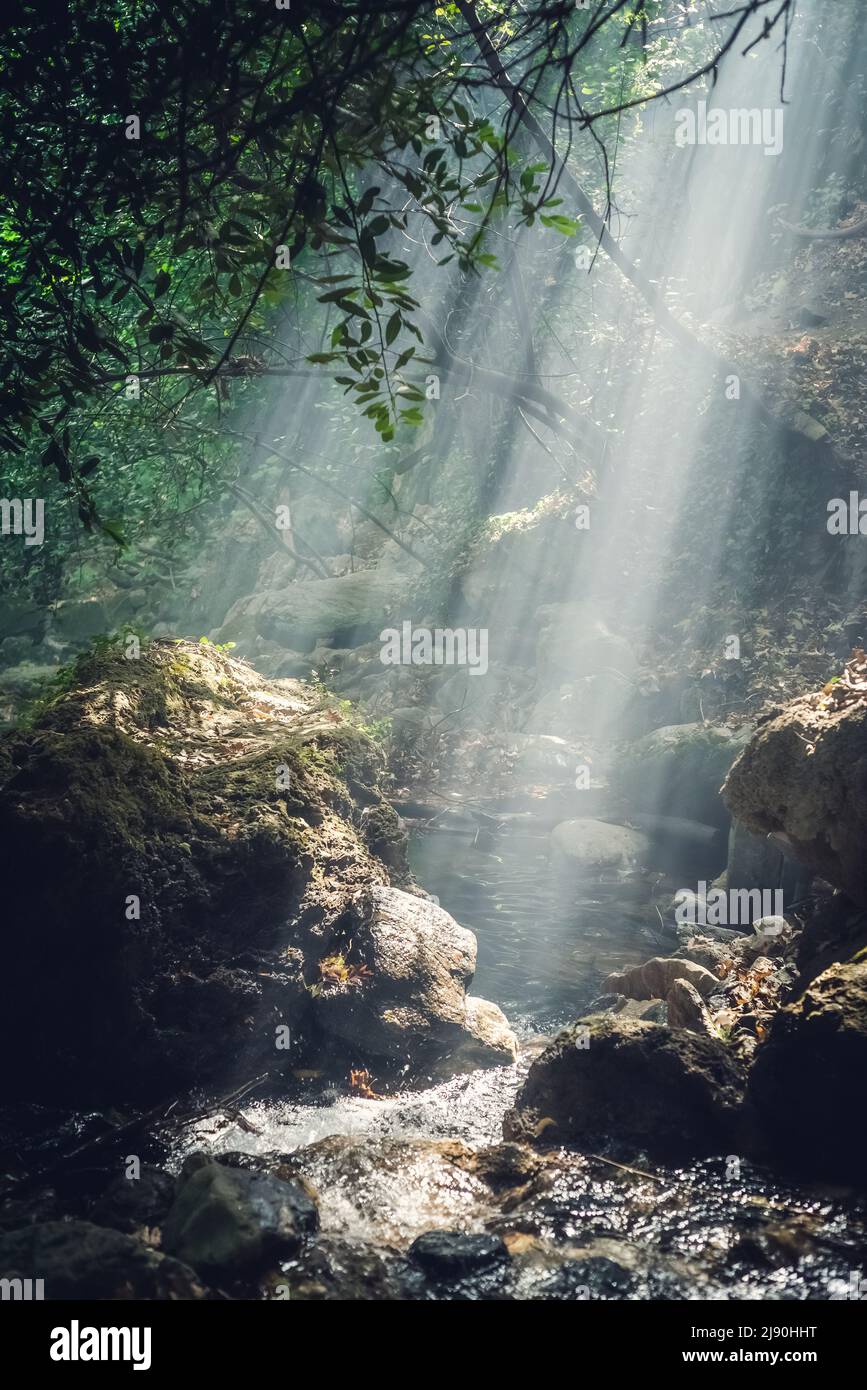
[172,820,866,1297]
[408,820,663,1029]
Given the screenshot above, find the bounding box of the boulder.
[161,1159,318,1275]
[722,685,867,906]
[550,818,651,870]
[0,639,404,1101]
[408,1231,509,1279]
[215,571,402,652]
[613,722,751,828]
[313,886,517,1067]
[747,958,867,1182]
[504,1016,746,1159]
[0,1221,203,1299]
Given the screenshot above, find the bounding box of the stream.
[170,818,867,1300]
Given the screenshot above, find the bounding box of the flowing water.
[171,819,867,1298]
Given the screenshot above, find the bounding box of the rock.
[586,992,667,1022]
[161,1159,318,1275]
[603,956,720,1000]
[531,1253,637,1300]
[277,1236,426,1301]
[667,978,719,1037]
[408,1231,509,1279]
[613,722,751,829]
[550,817,651,870]
[0,639,403,1101]
[216,571,402,652]
[504,1016,746,1159]
[90,1167,176,1234]
[0,1221,204,1299]
[722,688,867,906]
[747,958,867,1182]
[460,997,519,1066]
[313,886,517,1067]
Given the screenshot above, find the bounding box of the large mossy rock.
[747,958,867,1183]
[504,1016,746,1160]
[723,686,867,906]
[313,885,517,1067]
[0,639,404,1101]
[613,722,751,828]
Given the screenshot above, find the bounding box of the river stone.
[408,1231,509,1278]
[161,1160,318,1275]
[314,886,517,1067]
[0,1220,204,1299]
[550,818,651,870]
[666,978,719,1037]
[613,722,752,829]
[504,1016,746,1159]
[747,958,867,1182]
[603,956,720,1000]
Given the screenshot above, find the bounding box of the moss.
[0,636,407,1101]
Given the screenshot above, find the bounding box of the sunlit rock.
[0,639,402,1101]
[550,816,651,869]
[603,956,720,1000]
[313,885,518,1068]
[215,570,403,651]
[723,685,867,905]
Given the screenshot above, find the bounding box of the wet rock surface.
[0,1220,204,1300]
[161,1156,318,1276]
[504,1016,747,1160]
